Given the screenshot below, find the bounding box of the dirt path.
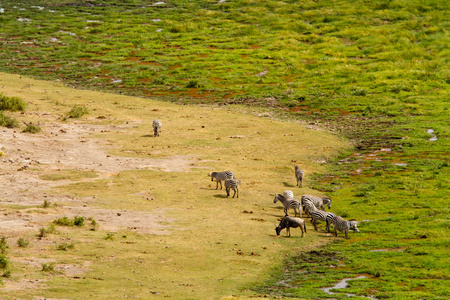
[0,120,194,236]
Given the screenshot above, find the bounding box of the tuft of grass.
[0,94,27,111]
[17,238,30,248]
[42,200,52,208]
[53,216,74,226]
[65,105,89,119]
[105,233,115,241]
[22,123,42,133]
[57,242,75,251]
[0,111,19,128]
[41,263,55,273]
[0,237,8,254]
[74,216,85,227]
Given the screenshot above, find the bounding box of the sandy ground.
[0,120,195,236]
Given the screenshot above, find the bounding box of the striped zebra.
[294,165,304,188]
[283,190,294,199]
[210,171,235,190]
[325,212,338,233]
[152,119,162,137]
[273,194,302,217]
[310,210,336,231]
[302,198,318,217]
[225,179,241,198]
[331,216,360,238]
[301,194,331,211]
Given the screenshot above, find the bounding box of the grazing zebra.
[283,190,294,199]
[325,212,338,233]
[301,194,331,211]
[302,198,318,217]
[225,178,241,198]
[210,171,235,190]
[273,194,302,217]
[152,119,162,137]
[331,216,360,238]
[309,210,336,231]
[275,215,307,237]
[294,165,304,188]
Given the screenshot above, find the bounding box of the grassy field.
[0,0,449,299]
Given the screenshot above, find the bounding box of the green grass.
[0,0,448,299]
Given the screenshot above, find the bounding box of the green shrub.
[0,112,19,128]
[53,216,74,226]
[23,123,42,133]
[0,94,27,111]
[65,105,89,119]
[0,254,9,270]
[42,200,52,208]
[74,216,85,227]
[41,262,55,272]
[105,233,115,241]
[17,238,30,248]
[57,242,75,251]
[0,237,8,254]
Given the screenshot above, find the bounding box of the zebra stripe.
[301,194,331,211]
[152,119,162,137]
[225,179,241,198]
[310,210,335,231]
[210,171,235,190]
[294,165,304,188]
[325,212,337,233]
[331,216,360,238]
[273,194,302,217]
[283,190,294,199]
[302,198,317,217]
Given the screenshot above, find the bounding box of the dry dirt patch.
[0,120,192,236]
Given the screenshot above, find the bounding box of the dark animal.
[275,215,307,237]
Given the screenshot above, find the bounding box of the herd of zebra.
[154,119,359,239]
[208,167,360,239]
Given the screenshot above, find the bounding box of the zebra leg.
[235,187,239,198]
[312,219,318,231]
[226,187,230,197]
[232,188,236,198]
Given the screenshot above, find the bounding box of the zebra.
[225,178,241,198]
[283,190,294,199]
[273,194,302,217]
[301,194,331,211]
[331,216,360,238]
[152,119,162,137]
[210,171,235,190]
[325,212,338,233]
[302,198,318,217]
[294,165,304,188]
[310,210,336,231]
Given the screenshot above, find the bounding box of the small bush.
[65,105,89,119]
[89,217,99,231]
[23,123,41,133]
[38,227,48,238]
[74,216,85,227]
[17,238,30,248]
[0,94,27,111]
[0,112,19,128]
[186,79,200,88]
[0,237,8,254]
[53,216,74,226]
[57,242,75,251]
[0,254,9,269]
[42,262,55,272]
[42,200,52,208]
[105,233,115,241]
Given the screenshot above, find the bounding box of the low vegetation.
[0,0,448,299]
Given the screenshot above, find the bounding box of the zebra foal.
[273,194,302,217]
[331,216,360,238]
[294,165,304,188]
[225,178,241,198]
[209,171,235,190]
[152,119,162,137]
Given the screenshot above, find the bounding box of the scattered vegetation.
[0,94,27,112]
[41,263,55,273]
[22,123,42,133]
[17,238,30,248]
[0,0,448,299]
[0,111,19,128]
[64,105,89,119]
[56,242,75,251]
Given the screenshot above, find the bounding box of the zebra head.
[323,197,332,209]
[273,194,283,204]
[349,220,360,233]
[210,172,217,181]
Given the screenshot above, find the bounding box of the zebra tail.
[304,222,307,233]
